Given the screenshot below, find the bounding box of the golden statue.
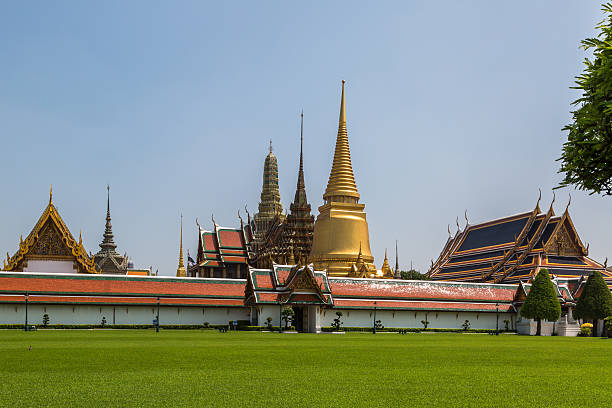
[310,81,375,276]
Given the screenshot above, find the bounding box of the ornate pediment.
[291,268,317,291]
[544,213,586,257]
[3,191,97,273]
[29,221,73,257]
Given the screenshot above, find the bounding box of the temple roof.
[3,189,97,274]
[428,198,603,285]
[245,264,332,305]
[0,271,246,307]
[196,221,250,268]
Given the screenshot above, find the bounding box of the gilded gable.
[3,191,97,274]
[544,218,585,257]
[30,221,73,257]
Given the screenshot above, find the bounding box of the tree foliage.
[281,307,294,329]
[400,269,430,280]
[574,271,612,321]
[520,269,561,335]
[331,311,343,331]
[558,3,612,195]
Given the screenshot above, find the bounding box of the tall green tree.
[558,3,612,195]
[574,270,612,336]
[520,269,562,336]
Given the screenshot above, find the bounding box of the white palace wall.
[320,309,515,330]
[252,305,514,331]
[0,304,250,326]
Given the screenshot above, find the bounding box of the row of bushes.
[0,324,301,331]
[320,326,515,333]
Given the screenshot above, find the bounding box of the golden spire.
[356,241,364,264]
[381,248,393,278]
[176,215,186,277]
[49,185,53,205]
[323,80,360,202]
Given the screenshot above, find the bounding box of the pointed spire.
[356,241,364,263]
[49,185,53,205]
[255,139,283,223]
[394,240,400,278]
[99,185,118,253]
[381,248,393,278]
[177,214,186,277]
[293,111,308,205]
[288,245,295,265]
[323,80,360,202]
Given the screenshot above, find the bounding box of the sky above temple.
[0,1,609,275]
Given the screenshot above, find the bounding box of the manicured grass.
[0,330,610,407]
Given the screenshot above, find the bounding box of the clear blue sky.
[0,1,609,275]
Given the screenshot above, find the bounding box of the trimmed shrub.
[520,269,561,336]
[579,322,593,337]
[574,271,612,336]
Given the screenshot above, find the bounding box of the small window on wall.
[476,313,479,320]
[126,308,129,314]
[456,313,459,319]
[45,307,47,313]
[436,313,438,319]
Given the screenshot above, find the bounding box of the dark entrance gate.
[292,306,304,332]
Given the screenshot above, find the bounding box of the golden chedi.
[310,80,376,276]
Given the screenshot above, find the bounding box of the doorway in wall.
[292,306,304,332]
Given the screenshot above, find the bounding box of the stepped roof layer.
[428,199,605,286]
[245,264,332,305]
[328,277,516,312]
[0,271,245,307]
[196,223,250,268]
[245,266,523,312]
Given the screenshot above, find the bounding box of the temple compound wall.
[0,270,581,335]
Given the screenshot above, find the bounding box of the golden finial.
[79,230,82,245]
[20,235,23,244]
[49,185,53,204]
[464,210,469,225]
[269,139,273,154]
[176,214,186,277]
[566,193,572,212]
[322,80,359,202]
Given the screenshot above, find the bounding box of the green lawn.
[0,330,610,407]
